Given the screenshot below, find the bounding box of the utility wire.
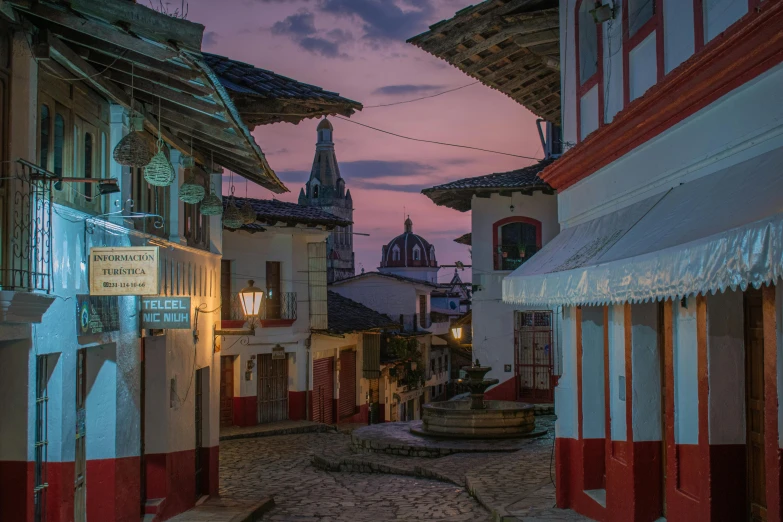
[332,116,543,161]
[363,82,481,108]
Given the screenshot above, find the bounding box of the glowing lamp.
[451,326,463,340]
[238,280,264,318]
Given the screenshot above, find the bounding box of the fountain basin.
[416,400,536,439]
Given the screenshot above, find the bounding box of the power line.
[363,82,481,108]
[332,116,543,161]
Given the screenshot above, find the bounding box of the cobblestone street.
[219,416,591,521]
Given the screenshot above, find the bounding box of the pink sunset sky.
[185,0,544,282]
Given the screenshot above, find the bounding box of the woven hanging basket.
[113,129,153,168]
[200,190,223,216]
[240,199,256,224]
[179,177,205,204]
[223,199,244,229]
[144,150,175,187]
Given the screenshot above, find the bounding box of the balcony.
[222,290,297,329]
[398,313,431,332]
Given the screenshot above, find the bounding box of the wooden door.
[745,288,766,522]
[312,357,334,424]
[266,261,281,319]
[220,356,235,427]
[515,311,554,402]
[74,349,87,522]
[258,354,289,424]
[339,350,357,419]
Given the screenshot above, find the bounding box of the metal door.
[195,368,204,498]
[312,357,334,424]
[258,354,289,423]
[515,310,554,402]
[220,356,234,427]
[338,350,356,419]
[745,288,767,522]
[74,349,87,522]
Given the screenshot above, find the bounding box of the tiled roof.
[224,197,351,231]
[330,271,439,289]
[326,291,399,334]
[202,53,362,127]
[421,159,555,212]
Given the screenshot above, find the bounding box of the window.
[578,1,599,85]
[429,246,436,264]
[628,0,655,37]
[392,245,400,261]
[84,133,93,200]
[412,245,421,261]
[493,217,541,271]
[40,104,50,167]
[53,113,64,178]
[703,0,748,43]
[313,184,319,198]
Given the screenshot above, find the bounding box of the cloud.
[372,84,445,96]
[270,10,352,59]
[202,31,219,48]
[276,170,311,184]
[338,160,436,179]
[319,0,435,43]
[271,12,317,36]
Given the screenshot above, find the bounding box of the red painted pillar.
[763,286,781,522]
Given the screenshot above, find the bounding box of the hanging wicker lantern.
[223,198,244,229]
[144,147,175,187]
[179,167,205,204]
[113,114,153,168]
[200,189,223,216]
[240,199,256,224]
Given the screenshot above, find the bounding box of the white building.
[0,3,361,521]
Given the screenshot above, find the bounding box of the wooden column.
[763,285,781,521]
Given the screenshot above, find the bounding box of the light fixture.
[590,1,615,24]
[451,325,463,340]
[238,280,264,320]
[509,204,515,213]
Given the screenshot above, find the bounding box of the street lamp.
[238,280,264,323]
[451,325,463,341]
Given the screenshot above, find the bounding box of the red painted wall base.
[0,460,33,522]
[340,403,369,424]
[232,396,258,427]
[86,456,140,522]
[289,390,308,420]
[145,449,197,521]
[483,376,517,401]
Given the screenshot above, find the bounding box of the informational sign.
[77,295,120,336]
[141,297,191,329]
[89,246,158,296]
[272,345,286,360]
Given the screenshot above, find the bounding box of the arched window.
[312,184,319,198]
[412,245,421,261]
[493,217,541,271]
[429,246,436,264]
[392,245,401,261]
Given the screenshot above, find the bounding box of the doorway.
[195,368,205,498]
[312,357,334,424]
[258,354,289,423]
[338,350,356,419]
[515,310,554,402]
[220,356,235,427]
[74,349,87,522]
[745,288,766,522]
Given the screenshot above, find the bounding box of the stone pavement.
[220,415,592,522]
[166,496,274,522]
[220,420,332,441]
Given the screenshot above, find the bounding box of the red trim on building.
[200,446,219,497]
[288,390,308,420]
[232,396,258,427]
[340,403,369,424]
[693,0,705,52]
[709,444,746,521]
[621,0,665,106]
[763,285,781,521]
[574,0,605,142]
[0,460,33,522]
[144,449,197,521]
[491,216,542,271]
[542,1,783,190]
[576,307,584,443]
[86,456,140,522]
[47,461,75,522]
[483,375,517,401]
[258,318,297,328]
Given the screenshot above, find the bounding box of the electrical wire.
[363,82,481,108]
[332,116,543,161]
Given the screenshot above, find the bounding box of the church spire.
[404,215,413,233]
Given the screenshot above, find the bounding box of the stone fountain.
[413,360,537,439]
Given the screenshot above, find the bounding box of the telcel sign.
[89,247,158,296]
[141,297,191,329]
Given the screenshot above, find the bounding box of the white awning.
[503,146,783,307]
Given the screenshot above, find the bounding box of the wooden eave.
[230,93,362,128]
[422,184,554,212]
[11,0,288,193]
[407,0,560,122]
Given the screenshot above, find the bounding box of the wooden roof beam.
[14,1,178,61]
[103,69,222,115]
[136,91,229,128]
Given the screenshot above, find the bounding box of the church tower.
[299,119,355,283]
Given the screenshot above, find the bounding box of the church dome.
[317,118,333,131]
[380,216,437,269]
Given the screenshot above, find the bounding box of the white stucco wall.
[555,307,578,439]
[706,289,745,445]
[581,306,605,439]
[473,192,559,386]
[608,304,626,441]
[329,274,426,324]
[673,296,699,445]
[631,302,661,442]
